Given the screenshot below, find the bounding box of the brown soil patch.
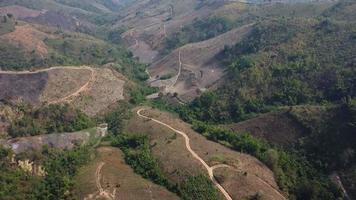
[0,24,53,57]
[71,68,125,116]
[0,67,126,116]
[214,167,285,200]
[148,24,253,101]
[226,110,307,146]
[126,107,285,200]
[74,146,179,200]
[40,67,93,103]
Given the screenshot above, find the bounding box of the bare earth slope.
[148,24,253,101]
[126,107,286,200]
[0,66,125,116]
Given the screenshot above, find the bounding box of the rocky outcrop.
[0,125,107,154]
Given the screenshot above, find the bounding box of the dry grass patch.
[126,107,286,200]
[74,146,179,200]
[0,24,53,57]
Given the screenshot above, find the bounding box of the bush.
[9,104,95,137]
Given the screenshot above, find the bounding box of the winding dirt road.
[137,108,287,200]
[137,108,233,200]
[89,162,117,200]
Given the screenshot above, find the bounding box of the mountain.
[0,0,355,200]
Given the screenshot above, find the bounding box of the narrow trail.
[48,67,95,105]
[96,162,105,194]
[0,66,96,105]
[137,109,233,200]
[93,162,117,200]
[166,50,182,92]
[0,66,90,74]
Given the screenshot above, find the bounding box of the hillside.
[0,0,355,200]
[74,146,179,200]
[148,24,253,101]
[0,66,125,116]
[125,107,285,200]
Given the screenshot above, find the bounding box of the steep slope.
[147,24,253,101]
[118,0,230,63]
[0,66,125,116]
[126,107,285,200]
[74,147,180,200]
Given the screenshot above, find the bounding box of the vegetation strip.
[137,108,234,200]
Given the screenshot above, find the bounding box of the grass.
[0,16,15,35]
[73,146,179,200]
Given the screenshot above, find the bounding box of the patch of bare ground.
[74,146,179,200]
[71,68,125,116]
[40,67,93,103]
[148,24,253,101]
[0,71,48,104]
[0,24,53,57]
[226,109,308,146]
[0,67,125,116]
[126,107,286,200]
[214,167,285,200]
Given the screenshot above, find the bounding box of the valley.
[0,0,355,200]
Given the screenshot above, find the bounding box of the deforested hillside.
[147,24,253,102]
[0,0,355,200]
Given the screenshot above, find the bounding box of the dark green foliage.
[294,99,356,172]
[104,102,131,135]
[0,146,91,200]
[9,104,95,137]
[179,174,222,200]
[111,134,170,185]
[0,14,15,35]
[0,42,31,70]
[34,146,91,200]
[192,121,342,200]
[181,18,356,123]
[0,148,40,200]
[163,16,233,53]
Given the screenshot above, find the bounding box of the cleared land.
[74,146,180,200]
[147,24,253,101]
[0,66,125,116]
[126,107,285,200]
[119,0,221,63]
[226,109,307,146]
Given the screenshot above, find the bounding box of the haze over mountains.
[0,0,355,200]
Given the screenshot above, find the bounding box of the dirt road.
[86,162,117,200]
[137,108,233,200]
